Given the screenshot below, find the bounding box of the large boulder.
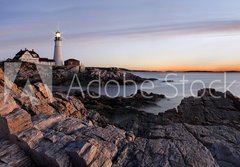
[0,139,34,167]
[32,114,66,130]
[0,69,20,116]
[177,88,240,125]
[21,83,56,115]
[11,81,88,119]
[0,90,19,116]
[17,115,125,167]
[52,92,88,119]
[114,123,218,167]
[0,68,22,97]
[31,132,75,167]
[0,109,33,139]
[185,124,240,167]
[66,125,126,167]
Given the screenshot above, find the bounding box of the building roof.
[14,48,40,60]
[13,48,55,63]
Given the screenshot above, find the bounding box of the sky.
[1,0,240,71]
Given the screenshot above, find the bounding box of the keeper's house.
[13,48,55,66]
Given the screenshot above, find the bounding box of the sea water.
[131,72,240,114]
[88,72,240,114]
[56,72,240,115]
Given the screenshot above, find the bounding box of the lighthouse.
[54,31,63,66]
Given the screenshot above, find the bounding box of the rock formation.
[0,66,240,167]
[1,62,150,86]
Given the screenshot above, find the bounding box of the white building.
[13,48,55,66]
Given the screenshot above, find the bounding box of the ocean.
[87,72,240,114]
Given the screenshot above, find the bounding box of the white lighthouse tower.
[54,31,63,66]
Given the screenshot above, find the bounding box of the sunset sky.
[1,0,240,71]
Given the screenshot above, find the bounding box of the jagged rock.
[13,82,88,118]
[66,140,98,167]
[87,110,109,127]
[83,125,126,145]
[76,67,149,85]
[67,125,127,167]
[10,127,43,151]
[1,66,240,167]
[0,69,20,116]
[0,139,33,167]
[53,117,91,135]
[8,62,150,86]
[33,83,54,103]
[18,115,118,167]
[0,68,22,97]
[52,93,88,118]
[114,123,218,167]
[0,109,33,138]
[30,103,55,115]
[198,88,216,97]
[32,114,66,130]
[185,124,240,167]
[25,83,56,115]
[0,91,19,116]
[66,138,115,167]
[177,89,240,125]
[30,132,75,167]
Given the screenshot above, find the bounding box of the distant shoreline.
[88,67,240,73]
[2,62,240,73]
[88,66,240,73]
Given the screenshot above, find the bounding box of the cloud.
[67,19,240,41]
[2,19,240,57]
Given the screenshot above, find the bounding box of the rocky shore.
[0,66,240,167]
[1,62,152,87]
